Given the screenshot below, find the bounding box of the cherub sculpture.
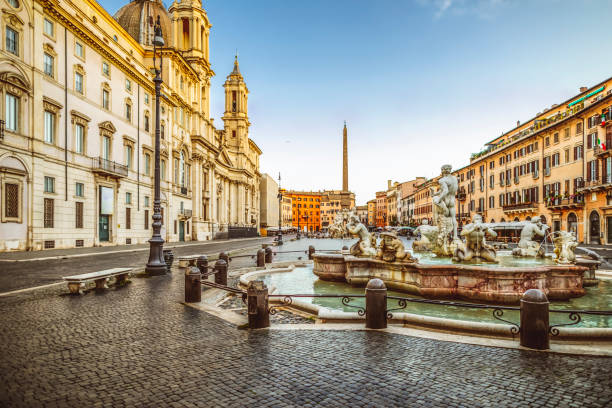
[347,215,377,257]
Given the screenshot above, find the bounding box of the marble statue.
[454,214,498,263]
[553,231,577,264]
[347,215,377,257]
[412,219,438,252]
[512,216,548,257]
[430,165,461,256]
[377,231,416,263]
[329,213,345,239]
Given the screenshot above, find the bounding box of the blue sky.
[104,0,612,204]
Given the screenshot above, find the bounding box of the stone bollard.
[247,280,270,329]
[256,249,265,267]
[308,245,315,260]
[365,278,387,329]
[196,255,209,277]
[264,246,273,263]
[214,259,228,286]
[520,289,550,350]
[185,266,201,303]
[163,249,174,273]
[219,252,230,265]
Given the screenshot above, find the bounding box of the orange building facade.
[286,191,322,232]
[453,78,612,244]
[375,191,387,227]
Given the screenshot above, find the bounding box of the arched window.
[490,219,495,224]
[144,111,150,132]
[500,218,506,222]
[526,216,531,221]
[514,217,519,222]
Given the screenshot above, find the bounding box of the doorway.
[99,215,110,241]
[589,211,600,244]
[607,216,612,245]
[179,220,185,241]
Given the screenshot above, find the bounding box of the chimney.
[517,120,520,127]
[387,180,391,190]
[580,86,588,93]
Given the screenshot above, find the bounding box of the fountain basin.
[313,254,587,304]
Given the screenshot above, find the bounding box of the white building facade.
[0,0,260,251]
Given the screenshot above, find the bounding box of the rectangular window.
[144,115,150,132]
[125,79,131,91]
[144,196,150,207]
[43,53,54,77]
[75,72,83,94]
[161,159,166,181]
[75,123,84,153]
[4,183,19,218]
[44,198,54,228]
[126,191,132,204]
[44,111,55,143]
[102,89,110,109]
[144,209,149,229]
[545,137,550,147]
[125,103,131,121]
[126,207,131,229]
[574,145,583,160]
[564,128,570,139]
[102,136,111,160]
[145,153,151,176]
[75,202,83,228]
[44,18,54,36]
[144,93,149,104]
[564,148,570,163]
[125,145,132,168]
[75,182,84,197]
[553,133,559,144]
[576,122,583,135]
[5,93,18,132]
[102,61,110,76]
[75,42,84,58]
[587,133,596,149]
[44,176,55,193]
[6,27,18,56]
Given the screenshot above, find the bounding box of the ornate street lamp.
[276,172,283,245]
[145,16,167,275]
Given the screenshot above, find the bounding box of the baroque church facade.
[0,0,261,251]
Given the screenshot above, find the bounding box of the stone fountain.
[313,165,592,304]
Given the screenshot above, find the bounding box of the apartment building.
[454,79,612,244]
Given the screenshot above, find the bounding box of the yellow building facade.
[454,79,612,244]
[0,0,261,251]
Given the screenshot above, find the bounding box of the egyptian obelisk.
[342,121,348,192]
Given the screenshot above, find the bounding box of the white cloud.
[417,0,512,20]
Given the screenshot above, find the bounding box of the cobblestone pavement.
[0,237,274,293]
[1,267,611,408]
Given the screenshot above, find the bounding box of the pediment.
[98,121,116,134]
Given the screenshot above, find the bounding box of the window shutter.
[587,134,592,149]
[587,162,592,181]
[595,160,599,180]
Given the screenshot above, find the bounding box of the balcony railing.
[502,201,537,212]
[594,145,611,157]
[92,157,128,177]
[545,196,584,209]
[577,176,612,191]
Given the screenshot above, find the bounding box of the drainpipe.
[137,84,140,212]
[64,27,68,202]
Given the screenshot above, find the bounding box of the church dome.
[114,0,172,47]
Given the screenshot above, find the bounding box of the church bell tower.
[222,56,250,153]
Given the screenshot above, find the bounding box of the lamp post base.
[145,236,167,276]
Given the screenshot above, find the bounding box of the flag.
[597,134,606,151]
[601,113,607,127]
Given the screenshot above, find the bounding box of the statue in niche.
[512,216,549,257]
[413,219,438,252]
[429,164,461,256]
[553,231,577,264]
[454,214,498,263]
[347,215,377,257]
[377,231,416,263]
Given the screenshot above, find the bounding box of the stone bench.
[63,268,132,295]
